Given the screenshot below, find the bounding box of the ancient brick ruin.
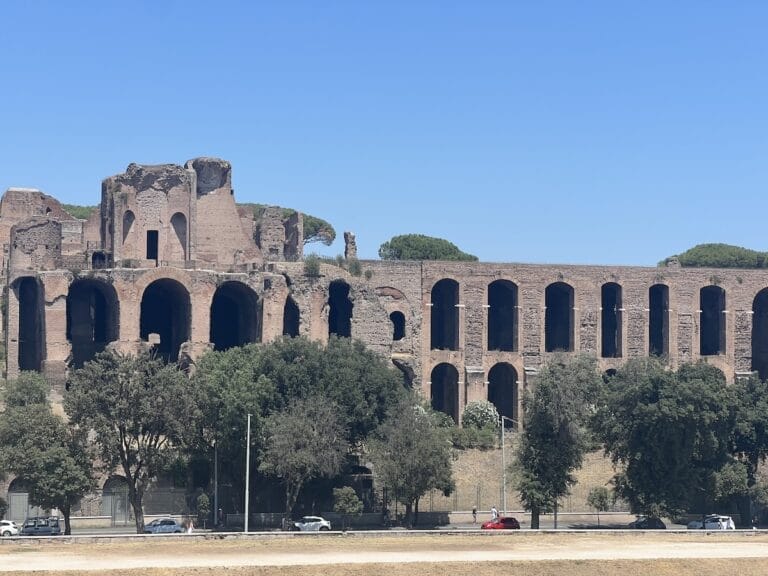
[2,159,767,426]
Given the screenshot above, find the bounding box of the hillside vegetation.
[661,243,768,269]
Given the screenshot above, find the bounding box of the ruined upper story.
[0,158,305,278]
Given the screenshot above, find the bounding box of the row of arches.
[15,277,357,370]
[430,279,736,363]
[430,362,519,426]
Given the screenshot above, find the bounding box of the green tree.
[586,486,612,527]
[461,401,500,429]
[0,372,94,535]
[660,243,768,268]
[259,396,347,518]
[62,204,97,220]
[239,203,336,246]
[65,351,197,533]
[592,359,741,519]
[196,493,211,529]
[333,486,363,530]
[514,354,602,528]
[378,234,478,261]
[368,399,455,528]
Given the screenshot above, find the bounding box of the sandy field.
[2,531,768,576]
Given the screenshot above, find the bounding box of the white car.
[0,520,20,537]
[293,516,331,531]
[687,514,736,530]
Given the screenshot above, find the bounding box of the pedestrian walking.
[472,506,477,524]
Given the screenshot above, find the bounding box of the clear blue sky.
[2,1,766,265]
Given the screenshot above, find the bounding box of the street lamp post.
[213,438,218,528]
[244,413,252,533]
[499,415,517,516]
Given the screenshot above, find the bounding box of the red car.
[481,516,521,530]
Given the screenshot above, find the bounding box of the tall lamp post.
[244,413,252,533]
[499,415,518,516]
[213,438,218,528]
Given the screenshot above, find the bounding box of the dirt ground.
[2,531,768,576]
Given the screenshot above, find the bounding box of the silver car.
[0,520,20,537]
[293,516,331,531]
[687,514,736,530]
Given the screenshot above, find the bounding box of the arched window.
[431,279,459,350]
[430,363,459,424]
[283,296,300,337]
[390,311,405,341]
[328,280,353,338]
[122,210,135,245]
[170,212,187,261]
[487,280,518,351]
[140,279,191,362]
[649,284,669,357]
[700,285,725,356]
[601,283,622,358]
[545,282,574,352]
[488,363,518,427]
[67,279,120,368]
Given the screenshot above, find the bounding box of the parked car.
[20,516,61,536]
[481,516,521,530]
[0,520,20,537]
[143,518,183,534]
[687,514,736,530]
[293,516,332,531]
[628,516,666,529]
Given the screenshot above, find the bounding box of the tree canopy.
[0,372,94,535]
[191,336,406,512]
[65,351,197,533]
[514,354,602,528]
[378,234,478,261]
[592,359,743,518]
[259,396,347,516]
[62,204,98,220]
[660,243,768,269]
[367,398,455,527]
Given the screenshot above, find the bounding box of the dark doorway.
[545,282,574,352]
[430,363,459,424]
[140,279,191,362]
[283,296,300,337]
[752,289,768,380]
[649,284,669,357]
[66,279,119,368]
[431,279,459,351]
[328,280,353,338]
[390,311,405,341]
[601,283,622,358]
[146,230,159,261]
[210,281,259,351]
[700,285,725,356]
[16,277,44,372]
[488,362,518,426]
[488,280,518,352]
[91,252,108,270]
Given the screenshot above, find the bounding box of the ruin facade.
[2,157,767,428]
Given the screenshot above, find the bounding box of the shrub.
[304,254,321,278]
[347,258,362,276]
[462,401,499,429]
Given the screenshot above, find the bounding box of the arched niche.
[66,278,120,368]
[210,281,260,351]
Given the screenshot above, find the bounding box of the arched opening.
[66,279,119,368]
[545,282,574,352]
[601,283,622,358]
[170,212,187,261]
[488,362,518,427]
[210,281,259,351]
[283,296,300,337]
[328,280,353,338]
[15,277,44,372]
[140,278,191,362]
[122,211,135,245]
[431,279,459,351]
[700,285,726,356]
[487,280,518,352]
[603,368,617,383]
[752,289,768,380]
[430,363,459,424]
[7,478,39,522]
[102,476,130,525]
[390,311,405,341]
[649,284,669,357]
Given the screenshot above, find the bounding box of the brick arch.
[430,362,459,424]
[430,278,460,351]
[66,277,120,368]
[139,277,191,362]
[210,280,260,350]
